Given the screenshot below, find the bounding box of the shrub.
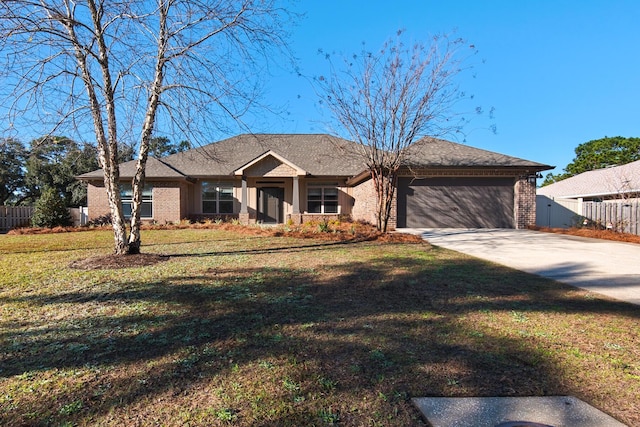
[86,213,112,227]
[316,219,330,233]
[31,188,72,228]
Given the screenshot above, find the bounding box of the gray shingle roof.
[77,156,187,180]
[162,134,366,177]
[405,137,552,169]
[78,134,552,180]
[537,159,640,198]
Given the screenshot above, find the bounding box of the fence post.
[81,206,88,225]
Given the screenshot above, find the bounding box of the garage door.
[396,177,514,228]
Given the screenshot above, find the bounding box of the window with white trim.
[307,183,339,214]
[120,184,153,218]
[202,182,234,214]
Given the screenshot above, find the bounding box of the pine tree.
[31,187,72,228]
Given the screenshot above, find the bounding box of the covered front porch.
[234,151,352,225]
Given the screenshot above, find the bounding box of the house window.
[120,184,153,218]
[307,183,339,214]
[202,182,234,214]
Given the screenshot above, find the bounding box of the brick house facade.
[515,177,538,229]
[79,134,551,229]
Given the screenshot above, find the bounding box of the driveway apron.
[399,228,640,306]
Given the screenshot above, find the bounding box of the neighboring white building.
[537,160,640,230]
[538,160,640,201]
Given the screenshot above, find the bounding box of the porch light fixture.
[527,173,542,184]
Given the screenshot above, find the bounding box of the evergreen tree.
[24,136,99,206]
[542,136,640,186]
[31,187,72,228]
[0,137,26,204]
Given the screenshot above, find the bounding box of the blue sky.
[262,0,640,176]
[2,1,637,178]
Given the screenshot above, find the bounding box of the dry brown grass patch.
[1,228,638,426]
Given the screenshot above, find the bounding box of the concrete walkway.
[399,228,640,306]
[403,229,637,426]
[412,396,627,427]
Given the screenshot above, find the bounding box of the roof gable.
[234,150,307,176]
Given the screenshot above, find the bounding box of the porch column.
[240,176,248,214]
[239,175,250,225]
[292,176,300,214]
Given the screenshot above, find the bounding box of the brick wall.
[515,178,537,229]
[349,178,399,229]
[388,188,398,230]
[401,168,527,177]
[152,182,184,223]
[350,179,377,225]
[86,180,186,223]
[286,213,351,224]
[87,181,111,219]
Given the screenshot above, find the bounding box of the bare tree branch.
[0,0,295,253]
[316,31,473,231]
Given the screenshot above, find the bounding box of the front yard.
[0,226,638,426]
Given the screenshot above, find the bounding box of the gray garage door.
[396,177,515,228]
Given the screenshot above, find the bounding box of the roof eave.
[399,164,555,176]
[540,188,640,199]
[345,170,371,186]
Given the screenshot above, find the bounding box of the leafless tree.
[0,0,293,254]
[316,31,473,232]
[604,165,639,232]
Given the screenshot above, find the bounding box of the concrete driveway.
[398,228,640,306]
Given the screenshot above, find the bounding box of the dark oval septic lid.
[495,422,554,427]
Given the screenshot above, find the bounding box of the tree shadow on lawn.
[166,235,379,258]
[1,249,638,426]
[65,236,377,270]
[2,230,271,256]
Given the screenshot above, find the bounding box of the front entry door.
[258,187,284,223]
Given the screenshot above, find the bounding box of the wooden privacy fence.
[536,196,640,235]
[0,206,89,233]
[0,206,34,233]
[583,201,640,235]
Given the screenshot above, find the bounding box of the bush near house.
[30,187,72,228]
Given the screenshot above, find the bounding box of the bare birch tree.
[316,32,472,232]
[0,0,293,254]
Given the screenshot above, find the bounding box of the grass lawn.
[1,226,638,426]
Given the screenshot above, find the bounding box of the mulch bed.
[69,253,171,270]
[531,225,640,244]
